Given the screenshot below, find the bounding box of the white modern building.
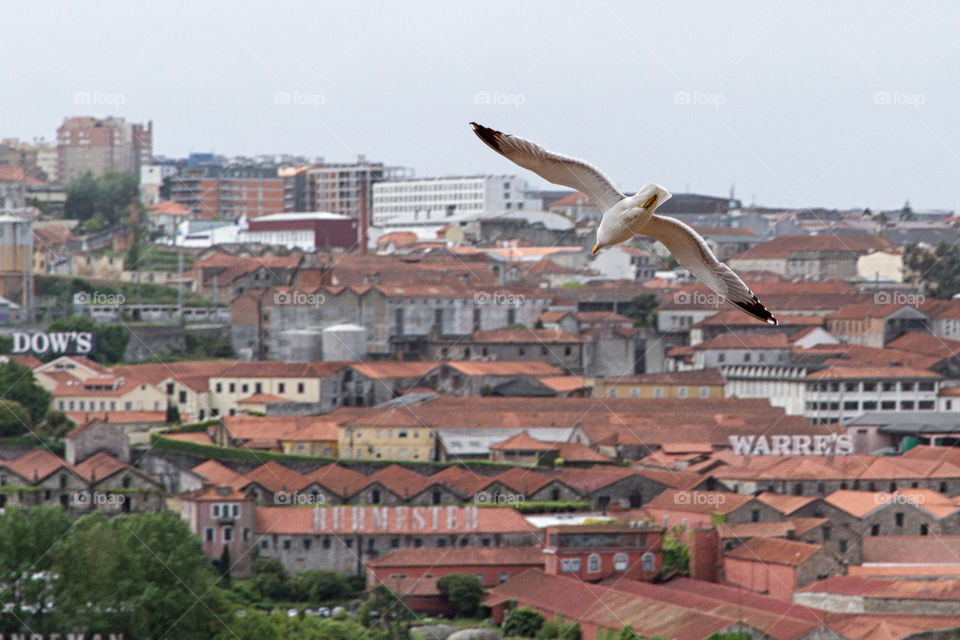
[372,175,539,226]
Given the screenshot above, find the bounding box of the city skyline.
[2,1,960,211]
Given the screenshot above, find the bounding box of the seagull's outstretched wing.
[470,122,624,212]
[642,214,778,325]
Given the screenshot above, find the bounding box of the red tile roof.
[6,448,75,483]
[604,368,725,386]
[443,361,563,377]
[644,489,753,515]
[724,537,822,566]
[886,332,960,358]
[695,333,790,350]
[255,505,535,535]
[537,375,588,392]
[730,234,891,260]
[191,460,246,487]
[471,328,586,344]
[489,432,559,452]
[369,545,544,568]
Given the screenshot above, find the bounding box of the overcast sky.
[4,1,960,211]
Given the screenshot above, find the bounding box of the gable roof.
[725,537,822,566]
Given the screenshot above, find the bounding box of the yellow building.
[209,362,346,417]
[590,368,725,400]
[52,374,167,414]
[338,411,436,462]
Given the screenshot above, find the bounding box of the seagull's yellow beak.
[592,244,600,255]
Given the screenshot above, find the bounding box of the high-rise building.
[0,213,34,318]
[372,175,539,226]
[56,116,153,183]
[167,166,284,221]
[306,157,409,249]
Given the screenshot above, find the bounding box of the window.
[613,552,628,571]
[298,382,305,394]
[871,524,880,536]
[843,401,858,411]
[919,381,935,391]
[303,538,311,550]
[863,382,876,392]
[895,512,904,527]
[587,553,601,573]
[323,538,331,549]
[261,539,269,549]
[641,551,655,573]
[699,386,709,398]
[822,526,831,540]
[166,383,175,395]
[179,391,187,403]
[499,572,509,583]
[677,387,687,399]
[653,387,662,399]
[882,382,895,392]
[919,401,935,410]
[631,388,639,398]
[278,383,285,393]
[205,528,214,542]
[862,401,877,411]
[839,539,848,553]
[844,382,857,392]
[560,558,581,573]
[229,383,235,393]
[900,401,915,410]
[901,382,914,392]
[750,509,760,523]
[283,539,292,550]
[921,524,929,535]
[437,538,446,547]
[881,401,896,410]
[215,383,222,393]
[609,389,617,399]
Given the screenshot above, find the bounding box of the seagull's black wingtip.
[731,296,778,326]
[470,122,503,153]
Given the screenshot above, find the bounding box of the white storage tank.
[321,323,366,361]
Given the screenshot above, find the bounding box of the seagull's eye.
[642,195,658,209]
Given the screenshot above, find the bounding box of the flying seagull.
[470,122,777,325]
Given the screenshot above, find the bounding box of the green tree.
[219,543,232,584]
[250,557,290,601]
[904,242,960,300]
[51,511,225,639]
[358,584,413,636]
[0,399,31,436]
[0,360,51,425]
[615,625,643,640]
[502,605,544,638]
[166,403,182,424]
[662,526,690,575]
[436,573,484,617]
[623,293,659,328]
[64,173,99,223]
[47,316,130,364]
[0,506,72,635]
[289,569,349,603]
[537,614,582,640]
[35,409,75,440]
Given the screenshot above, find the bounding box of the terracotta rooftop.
[695,332,790,350]
[730,234,891,260]
[828,302,928,320]
[800,575,960,600]
[886,332,960,358]
[442,360,563,377]
[255,504,536,535]
[4,448,75,483]
[603,368,725,386]
[537,376,588,392]
[471,328,586,344]
[369,545,544,568]
[191,460,246,488]
[489,431,559,452]
[755,492,818,516]
[725,537,822,566]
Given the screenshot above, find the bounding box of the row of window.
[806,400,936,412]
[209,381,307,395]
[560,552,654,574]
[58,399,145,412]
[355,428,419,439]
[204,526,251,543]
[608,386,712,399]
[806,381,937,392]
[261,534,484,552]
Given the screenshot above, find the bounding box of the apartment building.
[372,175,538,226]
[167,166,284,221]
[56,116,152,182]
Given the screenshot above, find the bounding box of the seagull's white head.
[592,182,672,255]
